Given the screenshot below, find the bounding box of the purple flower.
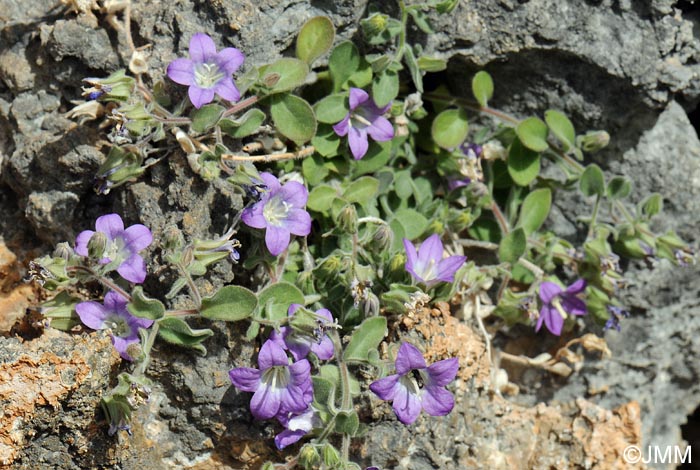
[75,213,152,284]
[370,342,458,425]
[275,406,319,450]
[537,279,587,336]
[167,33,244,109]
[604,305,630,332]
[229,340,313,420]
[75,291,154,361]
[403,234,467,287]
[333,88,394,160]
[241,172,311,256]
[270,304,335,361]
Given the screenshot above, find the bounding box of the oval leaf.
[343,316,387,362]
[127,286,165,320]
[270,94,317,145]
[307,185,338,212]
[507,137,541,186]
[219,108,266,138]
[329,41,361,92]
[516,117,549,152]
[517,188,551,235]
[296,16,335,64]
[314,92,349,124]
[200,285,257,321]
[498,227,527,263]
[579,164,605,197]
[545,109,575,151]
[431,108,469,149]
[416,55,447,72]
[191,104,225,133]
[157,317,213,355]
[257,282,305,321]
[607,176,632,200]
[261,58,309,93]
[344,176,379,204]
[471,71,494,107]
[371,69,399,108]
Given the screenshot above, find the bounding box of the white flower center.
[350,107,373,130]
[414,258,437,282]
[261,366,290,391]
[551,297,568,320]
[399,369,425,395]
[105,314,130,337]
[263,196,291,226]
[194,62,225,89]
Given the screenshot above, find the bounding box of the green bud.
[338,204,358,234]
[436,0,459,13]
[388,253,407,277]
[427,220,445,235]
[361,13,389,36]
[316,255,342,278]
[299,444,321,468]
[362,292,381,317]
[82,70,135,102]
[366,223,393,253]
[297,270,316,295]
[578,130,610,153]
[657,231,686,249]
[322,443,342,467]
[289,305,322,336]
[260,462,275,470]
[87,232,108,260]
[53,242,74,260]
[614,234,655,259]
[448,210,473,232]
[95,146,145,195]
[162,227,185,251]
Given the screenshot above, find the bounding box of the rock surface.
[0,0,699,469]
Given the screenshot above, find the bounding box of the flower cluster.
[537,279,587,336]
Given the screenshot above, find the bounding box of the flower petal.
[279,181,309,208]
[395,342,427,375]
[565,278,587,295]
[403,238,419,274]
[348,127,369,160]
[369,374,399,401]
[258,339,289,369]
[117,254,147,284]
[286,338,311,361]
[122,224,153,253]
[349,87,369,110]
[535,307,547,332]
[426,357,459,387]
[95,214,124,240]
[127,314,154,331]
[367,116,394,142]
[417,234,443,267]
[275,429,307,450]
[215,47,245,74]
[103,291,129,312]
[260,172,282,192]
[75,300,109,330]
[284,209,311,237]
[241,202,267,229]
[436,255,467,282]
[229,367,262,392]
[332,114,350,137]
[392,381,422,425]
[288,359,311,387]
[543,305,564,335]
[310,337,334,360]
[189,33,217,63]
[111,335,136,361]
[315,308,333,323]
[538,281,562,304]
[422,386,454,416]
[188,86,216,109]
[213,77,241,103]
[265,225,291,256]
[166,58,195,85]
[75,230,95,256]
[561,296,587,316]
[250,384,281,419]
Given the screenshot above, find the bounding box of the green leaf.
[516,117,549,152]
[471,71,493,107]
[261,58,309,93]
[307,185,338,212]
[157,317,213,355]
[545,109,575,151]
[257,282,305,321]
[372,69,399,108]
[579,164,605,197]
[606,176,632,200]
[468,218,502,243]
[335,410,360,436]
[416,55,447,72]
[518,188,551,235]
[270,94,317,145]
[296,16,335,64]
[403,44,423,93]
[191,104,225,133]
[507,137,541,186]
[344,176,379,204]
[219,109,266,138]
[431,108,469,149]
[329,41,361,92]
[302,153,330,185]
[498,227,527,263]
[343,316,387,362]
[127,286,165,320]
[639,193,663,218]
[392,208,429,240]
[314,93,349,124]
[311,124,341,157]
[352,140,392,176]
[408,8,434,33]
[200,285,257,321]
[312,376,336,410]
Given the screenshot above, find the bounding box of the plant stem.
[221,146,315,163]
[133,321,159,377]
[222,95,259,117]
[587,194,601,240]
[177,262,202,309]
[66,265,132,301]
[490,201,510,234]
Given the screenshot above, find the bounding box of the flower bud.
[578,130,610,153]
[297,270,316,295]
[322,443,342,467]
[53,242,74,260]
[388,253,407,277]
[87,232,108,260]
[361,12,389,36]
[299,444,321,468]
[94,146,145,195]
[316,255,342,278]
[367,224,393,253]
[82,70,135,102]
[289,305,323,337]
[363,292,381,317]
[338,204,358,234]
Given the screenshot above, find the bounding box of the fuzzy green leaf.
[343,316,387,362]
[307,185,338,213]
[219,109,266,138]
[607,176,632,200]
[403,44,423,93]
[127,286,165,320]
[329,41,361,92]
[416,56,447,72]
[507,138,541,186]
[545,109,575,151]
[314,93,349,124]
[579,164,605,197]
[639,193,663,218]
[372,69,399,108]
[516,117,549,152]
[261,58,309,93]
[471,71,493,107]
[498,227,527,263]
[335,410,360,436]
[392,208,429,240]
[296,16,335,64]
[157,317,213,355]
[344,176,379,204]
[518,188,551,235]
[270,94,317,145]
[200,285,257,321]
[257,282,305,321]
[431,108,469,149]
[191,104,225,133]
